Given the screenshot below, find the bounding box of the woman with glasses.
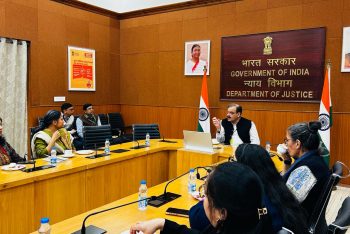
[129,162,272,234]
[0,117,24,165]
[280,121,330,218]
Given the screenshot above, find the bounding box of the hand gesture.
[130,219,165,234]
[52,130,61,142]
[212,117,221,130]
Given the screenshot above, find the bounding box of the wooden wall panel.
[29,104,121,127]
[119,0,350,112]
[0,0,121,132]
[120,104,350,184]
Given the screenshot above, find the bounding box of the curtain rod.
[0,37,29,45]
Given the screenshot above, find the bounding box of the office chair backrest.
[108,112,127,136]
[83,124,112,150]
[277,227,294,234]
[328,197,350,234]
[98,114,109,125]
[308,163,342,234]
[332,161,343,177]
[132,124,160,140]
[29,126,40,159]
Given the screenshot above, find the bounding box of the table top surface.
[30,174,203,234]
[0,139,238,190]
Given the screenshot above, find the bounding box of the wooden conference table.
[34,173,205,234]
[0,139,284,234]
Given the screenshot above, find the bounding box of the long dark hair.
[205,162,269,234]
[236,144,308,234]
[35,110,61,134]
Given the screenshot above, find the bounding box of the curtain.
[0,38,28,157]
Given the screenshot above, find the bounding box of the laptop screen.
[183,130,214,153]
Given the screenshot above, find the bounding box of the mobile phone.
[165,207,189,218]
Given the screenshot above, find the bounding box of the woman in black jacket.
[130,162,271,234]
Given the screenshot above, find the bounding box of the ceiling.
[77,0,193,13]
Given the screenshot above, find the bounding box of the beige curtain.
[0,38,28,156]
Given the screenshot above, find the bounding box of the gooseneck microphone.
[153,127,177,143]
[129,138,147,149]
[72,196,157,234]
[148,166,212,207]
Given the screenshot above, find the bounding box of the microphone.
[85,143,106,159]
[129,138,147,149]
[129,128,147,149]
[153,127,177,143]
[148,166,212,207]
[72,196,157,234]
[196,166,212,180]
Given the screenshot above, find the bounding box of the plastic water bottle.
[138,180,148,211]
[50,148,57,166]
[38,217,51,234]
[104,139,110,155]
[188,168,196,194]
[265,141,271,153]
[145,133,150,147]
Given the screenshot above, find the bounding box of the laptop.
[183,130,214,153]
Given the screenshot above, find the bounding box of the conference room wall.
[119,0,350,184]
[0,0,121,127]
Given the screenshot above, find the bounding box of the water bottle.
[145,133,150,147]
[265,141,271,153]
[104,139,110,155]
[38,217,51,234]
[50,148,57,166]
[138,180,148,211]
[188,168,196,194]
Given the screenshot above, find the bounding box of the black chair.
[308,162,343,234]
[328,197,350,234]
[82,124,112,150]
[98,114,109,125]
[107,112,130,136]
[132,124,160,140]
[38,117,44,126]
[29,126,40,159]
[277,227,294,234]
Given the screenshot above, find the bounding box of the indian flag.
[318,63,332,166]
[197,67,210,133]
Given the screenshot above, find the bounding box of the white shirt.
[76,117,101,138]
[216,120,260,146]
[185,59,207,75]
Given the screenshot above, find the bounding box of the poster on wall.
[220,27,326,103]
[341,27,350,72]
[184,40,210,76]
[68,46,96,91]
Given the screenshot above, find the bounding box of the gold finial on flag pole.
[203,66,207,72]
[326,59,331,69]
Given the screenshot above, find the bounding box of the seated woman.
[189,144,308,234]
[130,162,271,234]
[281,121,330,217]
[0,117,24,165]
[31,110,74,158]
[235,144,308,234]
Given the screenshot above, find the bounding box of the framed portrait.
[68,46,96,91]
[184,40,210,76]
[341,27,350,72]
